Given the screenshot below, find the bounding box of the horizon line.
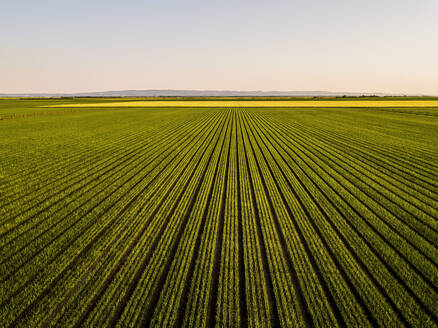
[0,89,435,97]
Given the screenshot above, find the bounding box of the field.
[1,98,437,328]
[45,99,438,108]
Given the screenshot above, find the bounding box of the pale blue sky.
[2,0,437,94]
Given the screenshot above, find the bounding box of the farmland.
[45,99,438,108]
[0,98,437,327]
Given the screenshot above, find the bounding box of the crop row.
[2,105,437,328]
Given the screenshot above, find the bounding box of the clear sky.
[2,0,437,94]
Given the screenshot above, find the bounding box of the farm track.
[1,103,437,328]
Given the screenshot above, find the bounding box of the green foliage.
[0,99,437,327]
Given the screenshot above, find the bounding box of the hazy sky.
[2,0,437,94]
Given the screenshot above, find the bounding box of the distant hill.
[0,89,427,98]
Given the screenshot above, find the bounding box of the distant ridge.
[0,89,428,98]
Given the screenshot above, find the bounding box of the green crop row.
[1,99,436,328]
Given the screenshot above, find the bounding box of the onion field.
[1,98,437,328]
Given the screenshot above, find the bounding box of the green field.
[1,98,437,327]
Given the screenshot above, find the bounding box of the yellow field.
[45,100,438,108]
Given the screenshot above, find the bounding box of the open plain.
[1,98,437,327]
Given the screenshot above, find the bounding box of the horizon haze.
[0,89,435,98]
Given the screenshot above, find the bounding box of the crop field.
[45,99,438,108]
[0,98,437,328]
